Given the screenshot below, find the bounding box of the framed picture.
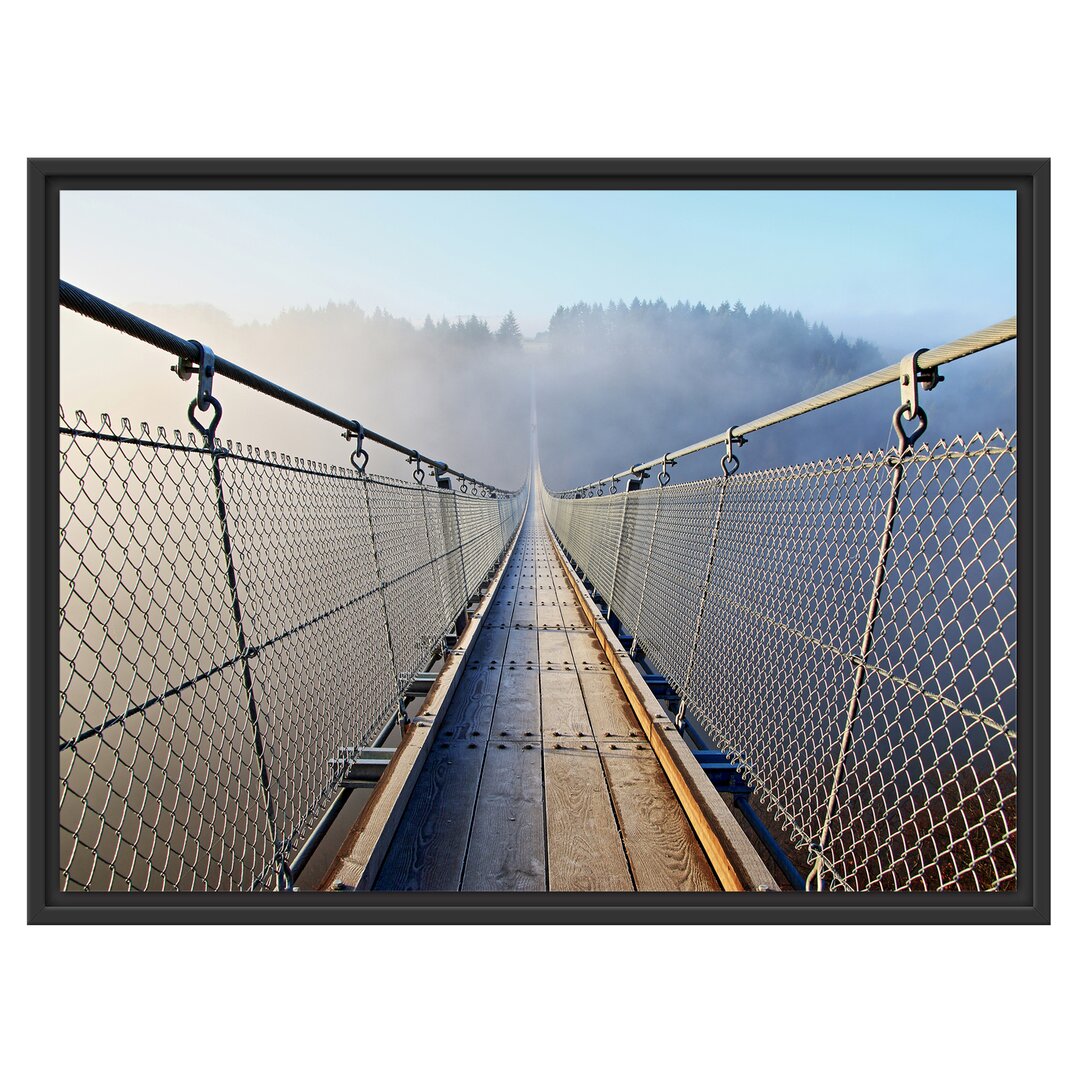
[27,158,1049,922]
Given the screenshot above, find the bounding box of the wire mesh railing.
[541,324,1017,892]
[58,283,526,892]
[56,283,1016,895]
[59,409,525,892]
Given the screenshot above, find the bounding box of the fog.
[534,299,1015,490]
[61,303,533,490]
[61,292,1015,493]
[58,286,1017,892]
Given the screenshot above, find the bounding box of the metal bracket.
[404,671,438,699]
[434,462,452,490]
[343,421,368,473]
[658,454,675,486]
[407,452,426,485]
[175,341,217,411]
[722,427,747,476]
[332,745,397,787]
[898,348,940,420]
[628,464,650,492]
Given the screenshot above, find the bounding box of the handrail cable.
[554,316,1016,495]
[59,280,520,496]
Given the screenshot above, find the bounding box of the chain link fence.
[59,407,526,891]
[542,427,1017,891]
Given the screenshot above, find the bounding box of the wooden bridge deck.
[321,494,775,893]
[370,499,725,891]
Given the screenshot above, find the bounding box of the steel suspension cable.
[555,317,1016,495]
[60,280,520,495]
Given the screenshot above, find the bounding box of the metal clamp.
[658,454,674,486]
[343,421,368,474]
[805,843,825,892]
[407,452,425,484]
[899,348,940,420]
[175,341,217,412]
[722,427,746,477]
[627,464,650,493]
[277,858,295,893]
[894,348,937,454]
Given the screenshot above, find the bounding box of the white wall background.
[3,4,1070,1078]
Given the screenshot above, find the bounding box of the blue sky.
[61,188,1016,354]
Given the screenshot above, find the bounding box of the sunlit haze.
[60,188,1016,490]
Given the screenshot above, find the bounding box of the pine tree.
[497,310,523,349]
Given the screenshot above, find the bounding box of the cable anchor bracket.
[722,427,747,477]
[628,464,650,492]
[343,421,368,474]
[658,454,676,486]
[174,341,217,412]
[895,348,937,453]
[406,452,425,485]
[898,348,941,420]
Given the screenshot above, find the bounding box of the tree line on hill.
[63,293,1012,492]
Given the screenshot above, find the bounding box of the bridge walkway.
[365,496,723,891]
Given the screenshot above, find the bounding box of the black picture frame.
[27,157,1050,924]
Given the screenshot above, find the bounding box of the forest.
[61,293,1014,492]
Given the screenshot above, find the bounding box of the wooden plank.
[546,572,575,594]
[372,739,487,890]
[489,668,541,739]
[502,627,539,668]
[321,506,526,890]
[461,739,546,890]
[536,599,563,622]
[538,670,594,739]
[544,743,633,892]
[600,748,720,892]
[544,521,779,893]
[566,626,608,668]
[437,663,502,741]
[538,629,577,668]
[467,618,513,667]
[466,561,523,667]
[576,672,641,739]
[324,665,499,891]
[316,721,425,890]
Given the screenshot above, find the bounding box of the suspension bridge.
[57,282,1018,894]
